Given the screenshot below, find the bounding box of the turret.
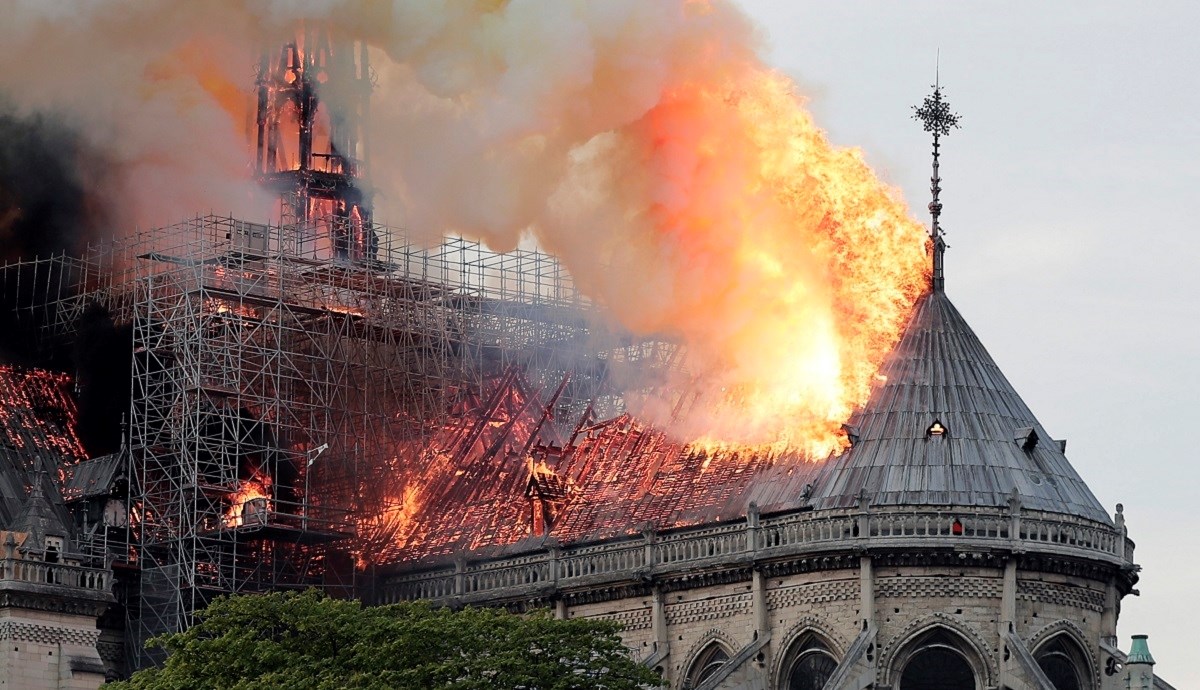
[1125,635,1156,690]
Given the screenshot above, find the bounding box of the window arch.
[685,640,731,689]
[787,649,838,690]
[778,630,839,690]
[893,628,983,690]
[1033,633,1092,690]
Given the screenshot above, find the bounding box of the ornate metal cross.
[913,82,961,292]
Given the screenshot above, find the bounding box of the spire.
[913,62,961,292]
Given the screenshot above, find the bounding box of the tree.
[110,590,663,690]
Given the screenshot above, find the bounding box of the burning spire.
[255,27,376,261]
[913,67,961,292]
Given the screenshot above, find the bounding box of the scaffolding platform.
[0,212,685,663]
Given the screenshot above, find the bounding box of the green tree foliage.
[110,590,662,690]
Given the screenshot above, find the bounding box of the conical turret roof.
[11,471,73,551]
[807,289,1110,524]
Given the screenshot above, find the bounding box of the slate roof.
[0,366,85,531]
[370,289,1112,566]
[60,451,126,502]
[10,472,73,549]
[806,290,1111,524]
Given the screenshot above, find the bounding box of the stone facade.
[377,500,1165,689]
[0,608,107,689]
[0,555,114,690]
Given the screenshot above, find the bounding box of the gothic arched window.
[779,630,839,690]
[1034,634,1090,690]
[787,649,838,690]
[900,647,975,689]
[895,628,981,690]
[685,641,731,689]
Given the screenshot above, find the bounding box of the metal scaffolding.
[4,213,677,665]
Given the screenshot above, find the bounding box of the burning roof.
[0,366,86,464]
[369,288,1111,570]
[0,365,86,532]
[365,390,824,566]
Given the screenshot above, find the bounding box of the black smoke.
[0,102,111,261]
[0,99,126,456]
[73,302,132,456]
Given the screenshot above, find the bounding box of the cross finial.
[912,62,961,293]
[913,82,961,138]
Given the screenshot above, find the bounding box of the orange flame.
[603,69,930,457]
[224,472,272,528]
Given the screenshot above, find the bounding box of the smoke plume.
[0,1,930,454]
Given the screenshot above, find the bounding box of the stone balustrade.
[463,552,553,594]
[560,542,644,580]
[377,504,1132,605]
[0,557,111,592]
[657,525,747,565]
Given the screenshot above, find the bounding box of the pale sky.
[736,1,1199,685]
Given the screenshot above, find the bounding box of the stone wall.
[377,504,1139,689]
[562,563,1118,689]
[0,556,114,690]
[0,608,106,690]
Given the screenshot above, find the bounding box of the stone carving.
[1017,580,1106,612]
[0,621,100,647]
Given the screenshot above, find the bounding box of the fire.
[1,0,932,459]
[206,298,257,319]
[0,366,88,462]
[325,304,365,317]
[593,68,930,457]
[224,472,272,528]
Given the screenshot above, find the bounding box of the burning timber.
[0,212,688,661]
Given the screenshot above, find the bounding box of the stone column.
[1001,490,1021,637]
[856,491,875,628]
[652,586,668,656]
[753,568,769,637]
[1000,558,1017,636]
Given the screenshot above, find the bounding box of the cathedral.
[0,250,1174,688]
[0,369,115,688]
[366,87,1176,690]
[0,71,1175,689]
[371,255,1173,690]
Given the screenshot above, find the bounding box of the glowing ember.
[325,304,365,317]
[205,298,257,319]
[224,472,272,528]
[0,365,87,463]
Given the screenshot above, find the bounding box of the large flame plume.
[572,71,930,455]
[0,1,929,454]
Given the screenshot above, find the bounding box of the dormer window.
[1015,426,1039,452]
[44,536,64,563]
[927,420,947,438]
[842,424,860,447]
